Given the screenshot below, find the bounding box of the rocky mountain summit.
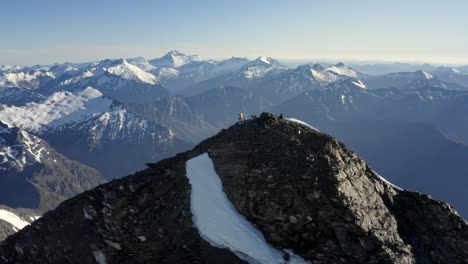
[0,113,466,263]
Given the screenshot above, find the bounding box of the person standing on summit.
[238,112,244,123]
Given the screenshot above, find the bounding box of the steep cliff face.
[0,122,105,212]
[0,113,466,264]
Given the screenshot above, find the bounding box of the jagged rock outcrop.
[0,122,106,213]
[0,113,466,263]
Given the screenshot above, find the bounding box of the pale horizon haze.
[2,0,468,65]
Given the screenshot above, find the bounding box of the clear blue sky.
[2,0,468,65]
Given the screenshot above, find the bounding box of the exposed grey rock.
[0,122,106,212]
[0,113,466,263]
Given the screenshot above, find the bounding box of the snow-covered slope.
[0,65,23,73]
[364,70,463,90]
[0,206,39,241]
[210,57,249,76]
[0,209,30,230]
[249,63,366,104]
[186,56,286,96]
[48,64,81,77]
[0,126,49,171]
[152,57,249,93]
[0,69,54,89]
[56,108,175,148]
[0,87,113,131]
[149,50,201,68]
[233,56,287,79]
[186,153,309,264]
[51,59,169,103]
[89,58,158,85]
[431,66,468,89]
[126,57,157,72]
[323,62,361,79]
[41,107,192,179]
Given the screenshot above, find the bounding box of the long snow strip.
[374,171,404,191]
[0,209,29,230]
[186,153,309,264]
[285,118,319,132]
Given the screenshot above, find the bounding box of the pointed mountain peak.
[335,62,345,67]
[96,58,128,68]
[311,63,324,71]
[257,56,273,64]
[163,50,186,58]
[150,50,201,68]
[97,58,159,84]
[247,56,285,69]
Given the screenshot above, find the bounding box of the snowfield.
[0,87,113,131]
[104,59,158,85]
[0,209,30,230]
[186,153,309,264]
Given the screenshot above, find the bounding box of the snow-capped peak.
[149,50,201,68]
[49,64,80,77]
[282,63,358,88]
[324,63,359,78]
[311,63,324,71]
[0,69,55,89]
[250,56,286,69]
[104,59,158,84]
[126,57,157,72]
[258,56,272,64]
[0,122,50,171]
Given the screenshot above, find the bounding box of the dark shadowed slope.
[0,113,466,264]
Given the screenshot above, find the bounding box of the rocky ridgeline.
[0,113,466,263]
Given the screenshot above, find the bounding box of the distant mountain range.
[0,50,468,241]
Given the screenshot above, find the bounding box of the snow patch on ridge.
[285,118,319,132]
[325,65,358,78]
[374,171,403,191]
[0,209,30,230]
[105,59,158,85]
[421,71,434,80]
[186,153,309,264]
[352,80,367,89]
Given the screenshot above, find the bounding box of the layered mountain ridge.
[0,113,466,263]
[1,51,468,245]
